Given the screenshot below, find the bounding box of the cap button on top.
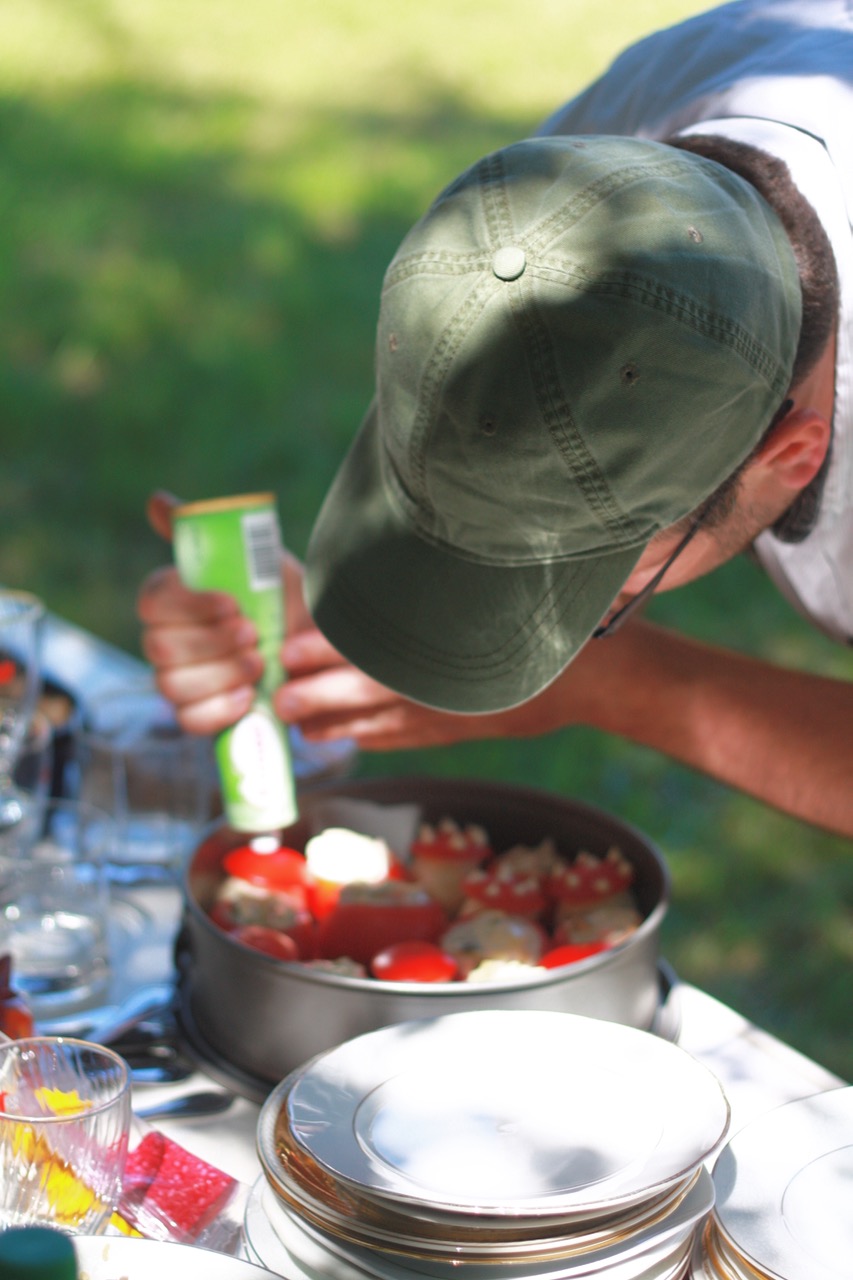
[492,246,526,281]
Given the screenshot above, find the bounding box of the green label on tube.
[172,493,297,832]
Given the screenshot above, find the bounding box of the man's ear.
[751,407,832,493]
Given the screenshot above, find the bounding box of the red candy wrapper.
[118,1120,248,1254]
[0,954,35,1039]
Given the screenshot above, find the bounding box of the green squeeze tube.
[172,492,297,832]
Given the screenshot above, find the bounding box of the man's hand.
[137,490,586,747]
[138,561,263,734]
[277,626,594,749]
[138,491,482,743]
[138,490,270,734]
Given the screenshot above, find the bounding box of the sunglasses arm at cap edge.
[592,519,704,639]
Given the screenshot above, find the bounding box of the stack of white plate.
[691,1086,853,1280]
[244,1010,729,1280]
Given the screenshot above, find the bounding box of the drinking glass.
[76,681,216,882]
[13,708,54,813]
[0,1036,131,1233]
[0,798,114,1016]
[0,590,44,829]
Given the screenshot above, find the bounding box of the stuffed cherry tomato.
[370,940,458,983]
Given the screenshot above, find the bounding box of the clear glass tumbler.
[76,680,216,882]
[0,1036,131,1233]
[0,797,114,1016]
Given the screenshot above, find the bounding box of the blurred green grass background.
[2,0,851,1075]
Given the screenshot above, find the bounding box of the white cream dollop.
[304,826,392,887]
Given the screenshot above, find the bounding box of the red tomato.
[306,858,411,920]
[539,941,608,968]
[208,901,237,932]
[371,941,458,983]
[316,897,447,966]
[283,915,320,961]
[306,877,343,921]
[232,925,299,962]
[223,844,307,886]
[386,858,412,882]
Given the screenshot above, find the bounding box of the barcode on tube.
[241,510,282,590]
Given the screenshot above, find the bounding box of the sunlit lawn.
[2,0,851,1077]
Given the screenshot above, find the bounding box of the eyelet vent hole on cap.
[620,362,640,387]
[687,225,704,244]
[481,418,497,437]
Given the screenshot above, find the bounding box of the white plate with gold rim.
[74,1234,277,1279]
[267,1171,712,1280]
[245,1178,697,1280]
[280,1010,729,1217]
[713,1085,853,1280]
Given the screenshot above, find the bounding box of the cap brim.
[304,403,645,714]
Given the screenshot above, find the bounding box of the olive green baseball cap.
[304,135,801,713]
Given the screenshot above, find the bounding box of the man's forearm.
[567,620,853,836]
[278,607,852,834]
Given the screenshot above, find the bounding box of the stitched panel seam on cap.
[407,273,501,506]
[540,263,790,391]
[479,148,516,247]
[522,154,697,256]
[509,275,641,545]
[382,426,653,564]
[381,157,694,284]
[384,249,491,287]
[325,554,601,677]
